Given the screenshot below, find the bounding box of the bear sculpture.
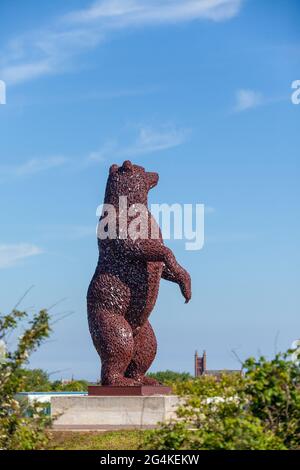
[87,160,191,386]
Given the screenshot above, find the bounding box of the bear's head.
[104,160,159,206]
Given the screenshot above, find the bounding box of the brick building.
[194,350,241,378]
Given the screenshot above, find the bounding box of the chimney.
[194,350,198,377]
[203,350,207,373]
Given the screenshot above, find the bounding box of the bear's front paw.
[178,269,192,303]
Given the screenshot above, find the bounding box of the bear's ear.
[109,164,119,175]
[122,160,133,172]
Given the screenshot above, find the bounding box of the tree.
[51,379,88,391]
[17,368,52,392]
[0,308,51,450]
[17,371,88,392]
[147,370,192,385]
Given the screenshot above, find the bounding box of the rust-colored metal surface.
[88,385,172,396]
[87,160,191,386]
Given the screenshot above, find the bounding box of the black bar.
[0,450,298,466]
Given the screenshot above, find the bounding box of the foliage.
[16,368,88,392]
[48,430,150,450]
[0,308,51,450]
[244,350,300,449]
[147,370,192,385]
[17,368,52,392]
[144,350,300,450]
[51,379,88,392]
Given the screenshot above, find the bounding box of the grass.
[47,430,150,450]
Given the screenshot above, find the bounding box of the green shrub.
[244,351,300,449]
[144,350,300,450]
[0,308,51,450]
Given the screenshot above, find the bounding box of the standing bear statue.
[87,160,191,386]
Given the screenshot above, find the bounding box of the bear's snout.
[147,172,159,189]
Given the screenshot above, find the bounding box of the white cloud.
[0,125,187,181]
[65,0,243,25]
[123,126,190,156]
[234,89,264,112]
[88,148,109,162]
[0,0,243,85]
[0,156,67,181]
[2,60,53,84]
[0,243,43,269]
[89,125,190,161]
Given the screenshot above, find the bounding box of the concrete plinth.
[51,395,179,430]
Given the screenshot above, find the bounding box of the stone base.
[51,395,179,429]
[88,385,172,396]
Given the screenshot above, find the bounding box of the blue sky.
[0,0,299,380]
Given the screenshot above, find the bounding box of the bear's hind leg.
[125,320,160,385]
[89,309,137,386]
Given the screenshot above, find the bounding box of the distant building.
[194,350,241,378]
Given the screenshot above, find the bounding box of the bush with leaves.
[244,351,300,449]
[0,308,51,450]
[144,350,300,450]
